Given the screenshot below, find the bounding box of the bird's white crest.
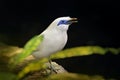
[50,16,71,25]
[46,16,74,31]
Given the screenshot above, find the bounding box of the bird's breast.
[32,29,68,59]
[44,30,68,51]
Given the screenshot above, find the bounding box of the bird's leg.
[48,58,58,74]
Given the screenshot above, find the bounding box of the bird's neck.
[46,22,56,30]
[42,26,67,37]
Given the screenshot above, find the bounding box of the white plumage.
[32,16,77,59]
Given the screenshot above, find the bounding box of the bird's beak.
[69,18,78,23]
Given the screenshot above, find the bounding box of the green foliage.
[4,42,119,80]
[1,42,119,80]
[17,58,48,79]
[107,48,120,55]
[51,46,119,59]
[44,73,105,80]
[0,72,18,80]
[10,35,44,66]
[16,46,120,79]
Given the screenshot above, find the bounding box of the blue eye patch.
[57,20,69,26]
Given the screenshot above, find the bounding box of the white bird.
[13,16,77,72]
[32,16,78,59]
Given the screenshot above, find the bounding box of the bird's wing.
[22,34,44,57]
[12,34,44,66]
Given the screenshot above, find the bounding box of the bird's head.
[48,16,78,31]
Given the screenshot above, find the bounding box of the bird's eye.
[61,20,65,23]
[57,20,68,26]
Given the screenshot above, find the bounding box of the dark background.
[0,0,120,79]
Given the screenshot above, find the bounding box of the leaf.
[17,58,48,79]
[11,35,44,66]
[51,46,119,59]
[107,48,120,55]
